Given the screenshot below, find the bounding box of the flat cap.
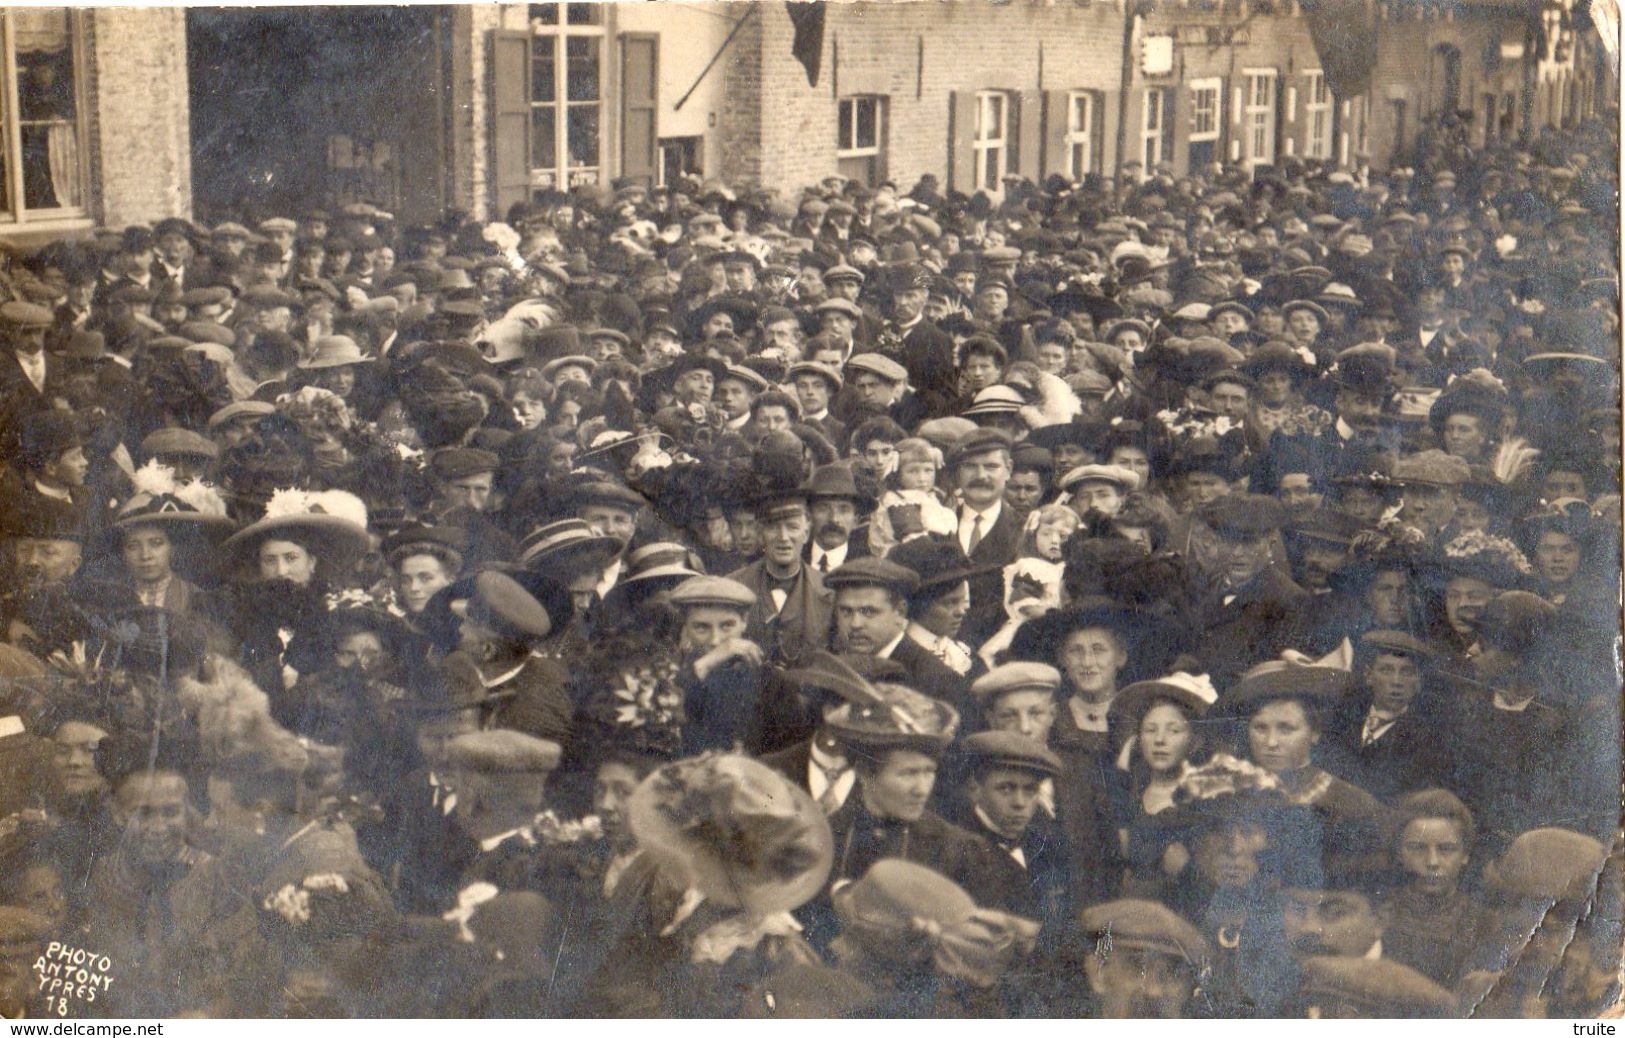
[257,217,298,233]
[1482,827,1607,902]
[207,400,277,430]
[1294,956,1456,1018]
[948,427,1013,466]
[567,479,646,514]
[181,286,234,308]
[824,557,920,597]
[816,298,865,323]
[1357,630,1435,662]
[1059,463,1141,493]
[845,352,907,383]
[1201,493,1287,540]
[446,729,563,773]
[430,447,501,481]
[0,301,52,328]
[823,264,865,284]
[668,575,757,611]
[960,731,1062,777]
[970,662,1062,704]
[1080,899,1207,964]
[787,361,843,391]
[1391,449,1470,488]
[141,426,220,462]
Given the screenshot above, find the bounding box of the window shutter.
[949,91,976,193]
[621,35,658,186]
[1044,90,1071,178]
[1017,89,1043,180]
[492,30,532,219]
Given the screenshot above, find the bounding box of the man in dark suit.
[877,264,958,419]
[803,461,872,573]
[948,428,1025,646]
[0,302,66,441]
[1192,494,1313,690]
[726,488,833,667]
[1328,631,1449,798]
[949,731,1071,926]
[824,557,971,719]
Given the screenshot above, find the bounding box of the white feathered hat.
[219,487,370,579]
[112,460,235,539]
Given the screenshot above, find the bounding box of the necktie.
[817,553,829,572]
[813,760,848,814]
[965,512,984,554]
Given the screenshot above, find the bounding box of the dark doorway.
[187,6,449,225]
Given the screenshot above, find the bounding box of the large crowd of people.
[0,106,1617,1019]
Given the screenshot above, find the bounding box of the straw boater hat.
[218,487,370,578]
[628,752,834,917]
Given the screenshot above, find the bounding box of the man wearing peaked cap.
[0,301,64,416]
[948,426,1025,646]
[825,556,972,719]
[1330,630,1447,798]
[566,479,645,598]
[427,447,517,568]
[972,661,1063,742]
[725,483,834,669]
[438,569,575,747]
[1080,899,1208,1018]
[952,730,1069,929]
[1192,493,1312,690]
[669,574,808,755]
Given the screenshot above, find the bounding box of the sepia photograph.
[0,0,1617,1020]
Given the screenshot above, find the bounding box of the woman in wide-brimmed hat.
[1107,671,1221,899]
[217,487,372,723]
[624,752,830,1016]
[1217,656,1394,887]
[99,460,235,621]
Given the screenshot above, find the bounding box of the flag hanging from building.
[788,2,827,86]
[1300,0,1380,101]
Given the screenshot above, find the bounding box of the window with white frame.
[0,8,88,222]
[837,96,884,157]
[1064,90,1097,178]
[1303,70,1333,159]
[1187,78,1222,170]
[837,95,886,186]
[1140,87,1169,172]
[972,90,1008,192]
[528,3,604,190]
[1189,79,1222,141]
[1243,69,1277,168]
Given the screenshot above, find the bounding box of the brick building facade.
[0,8,190,244]
[0,1,1612,237]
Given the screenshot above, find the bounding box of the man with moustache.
[803,462,871,572]
[949,429,1023,646]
